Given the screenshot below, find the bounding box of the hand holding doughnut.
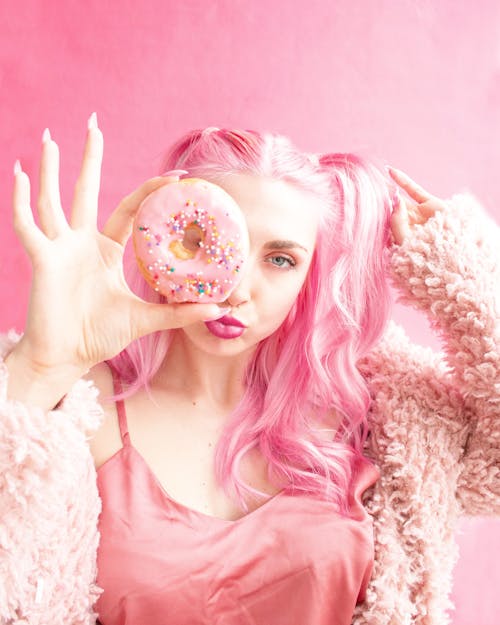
[10,117,228,377]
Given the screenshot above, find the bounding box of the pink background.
[1,1,498,622]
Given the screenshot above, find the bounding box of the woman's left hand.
[387,166,449,246]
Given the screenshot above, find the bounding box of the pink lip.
[204,319,246,339]
[217,314,247,328]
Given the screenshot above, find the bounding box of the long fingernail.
[390,166,407,178]
[161,169,188,177]
[88,112,98,129]
[13,159,22,175]
[42,128,51,143]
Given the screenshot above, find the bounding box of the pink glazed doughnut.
[132,178,250,303]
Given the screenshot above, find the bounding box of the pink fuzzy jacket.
[0,192,499,625]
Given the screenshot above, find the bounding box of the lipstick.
[216,314,246,328]
[204,314,247,339]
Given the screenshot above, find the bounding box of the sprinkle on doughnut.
[132,178,249,303]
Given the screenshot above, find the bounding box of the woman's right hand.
[11,114,226,377]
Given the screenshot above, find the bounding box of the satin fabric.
[95,368,380,625]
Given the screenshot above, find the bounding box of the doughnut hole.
[169,222,205,260]
[183,222,205,252]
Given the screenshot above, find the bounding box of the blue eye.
[268,255,296,269]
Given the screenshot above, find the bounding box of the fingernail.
[161,169,188,177]
[390,166,406,178]
[13,159,22,175]
[42,128,51,143]
[88,112,98,129]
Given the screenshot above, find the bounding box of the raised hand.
[11,114,226,378]
[387,166,449,246]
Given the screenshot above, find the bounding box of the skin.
[150,173,321,409]
[9,123,459,521]
[151,168,450,411]
[11,118,449,413]
[388,165,449,245]
[10,120,227,385]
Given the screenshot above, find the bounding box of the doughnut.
[132,178,250,303]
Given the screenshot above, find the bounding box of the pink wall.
[1,1,498,622]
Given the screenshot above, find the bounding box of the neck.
[151,329,256,410]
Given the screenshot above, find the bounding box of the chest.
[90,390,283,522]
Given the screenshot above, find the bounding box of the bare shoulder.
[81,362,122,469]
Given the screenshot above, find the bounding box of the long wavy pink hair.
[104,127,395,519]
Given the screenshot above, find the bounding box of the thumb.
[131,300,230,338]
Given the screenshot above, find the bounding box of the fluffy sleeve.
[388,191,500,516]
[0,328,105,624]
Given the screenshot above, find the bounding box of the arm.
[4,342,86,413]
[0,329,104,624]
[388,187,500,516]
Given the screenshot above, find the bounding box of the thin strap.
[108,364,130,446]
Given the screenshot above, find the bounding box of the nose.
[224,257,252,308]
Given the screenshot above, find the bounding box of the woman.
[1,118,498,625]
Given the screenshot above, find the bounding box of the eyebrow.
[263,239,309,253]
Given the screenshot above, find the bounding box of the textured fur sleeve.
[354,321,470,625]
[388,192,500,516]
[0,328,104,624]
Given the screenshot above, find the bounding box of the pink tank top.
[95,367,380,625]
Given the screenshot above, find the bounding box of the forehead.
[210,173,319,249]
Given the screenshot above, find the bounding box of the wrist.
[3,347,87,412]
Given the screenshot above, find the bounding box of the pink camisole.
[95,367,380,625]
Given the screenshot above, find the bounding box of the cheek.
[259,276,305,321]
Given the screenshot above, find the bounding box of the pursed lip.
[216,314,247,328]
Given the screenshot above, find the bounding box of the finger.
[387,166,435,205]
[389,195,411,245]
[70,113,104,230]
[405,202,428,225]
[37,129,69,238]
[12,163,48,257]
[130,299,230,339]
[101,176,181,247]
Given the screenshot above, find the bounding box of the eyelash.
[267,254,297,270]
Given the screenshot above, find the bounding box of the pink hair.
[103,128,395,518]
